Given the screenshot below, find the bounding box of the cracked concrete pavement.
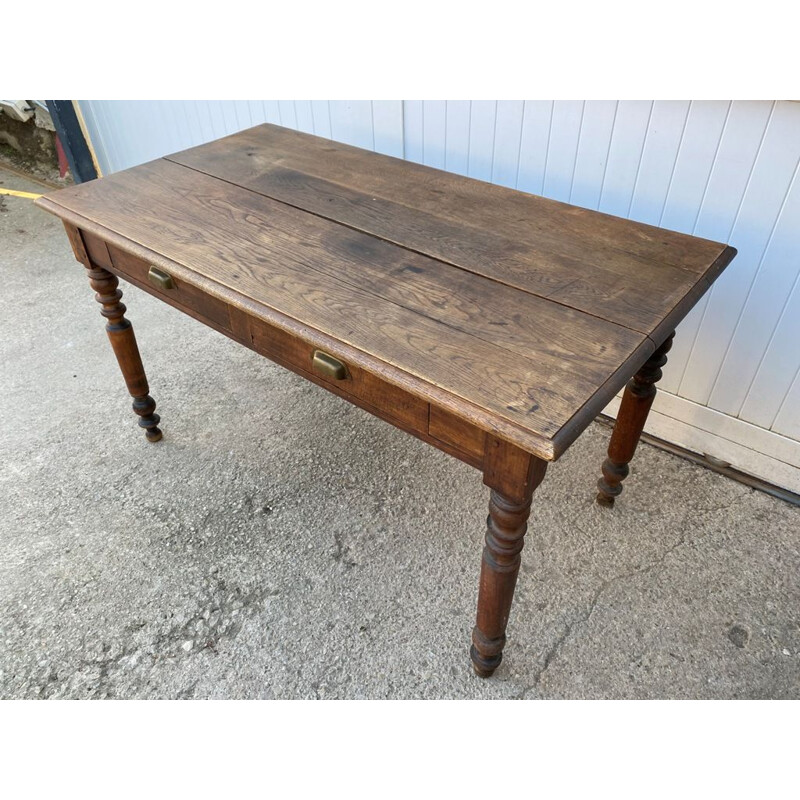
[1,167,799,699]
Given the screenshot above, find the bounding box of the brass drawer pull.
[148,266,175,290]
[312,350,348,380]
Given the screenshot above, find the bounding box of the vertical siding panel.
[170,101,194,150]
[310,101,332,138]
[628,100,690,225]
[679,101,797,404]
[542,101,584,202]
[184,101,207,146]
[597,100,653,217]
[219,101,241,134]
[205,101,228,137]
[248,101,267,126]
[444,101,470,176]
[262,101,281,125]
[170,102,195,151]
[149,102,179,159]
[293,101,314,134]
[96,101,126,171]
[403,100,424,163]
[570,101,617,210]
[712,156,800,416]
[158,102,183,154]
[659,101,730,234]
[467,101,497,182]
[371,101,404,158]
[422,100,447,168]
[191,100,214,143]
[328,101,374,149]
[137,102,175,162]
[772,358,800,440]
[491,101,525,189]
[125,102,154,163]
[233,101,253,130]
[516,101,552,194]
[150,102,180,157]
[99,101,133,170]
[741,272,800,431]
[98,101,127,169]
[661,101,773,395]
[278,101,298,130]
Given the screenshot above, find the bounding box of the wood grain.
[104,240,233,333]
[41,207,559,458]
[167,123,735,334]
[37,159,656,460]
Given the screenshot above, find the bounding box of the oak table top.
[37,123,737,679]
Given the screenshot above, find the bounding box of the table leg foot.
[596,332,674,507]
[470,630,505,677]
[87,264,162,442]
[133,394,162,442]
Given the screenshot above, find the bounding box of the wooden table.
[36,124,737,677]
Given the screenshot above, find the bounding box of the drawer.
[95,236,232,333]
[249,316,429,433]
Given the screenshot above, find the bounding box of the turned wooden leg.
[86,263,162,442]
[596,331,674,507]
[471,438,547,677]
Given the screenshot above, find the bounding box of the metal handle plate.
[148,266,175,290]
[312,350,348,381]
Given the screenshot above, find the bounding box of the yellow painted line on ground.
[0,188,43,199]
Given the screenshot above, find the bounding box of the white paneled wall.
[78,100,800,490]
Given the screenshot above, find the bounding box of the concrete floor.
[1,166,798,700]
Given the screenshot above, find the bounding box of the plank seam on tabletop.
[165,156,682,338]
